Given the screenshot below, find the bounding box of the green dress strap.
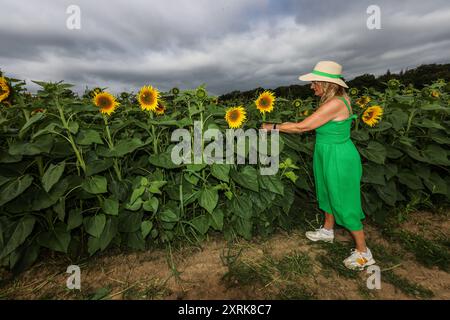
[337,96,352,114]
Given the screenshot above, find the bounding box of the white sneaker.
[305,227,334,243]
[343,248,376,270]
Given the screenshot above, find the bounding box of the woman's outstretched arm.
[261,98,343,133]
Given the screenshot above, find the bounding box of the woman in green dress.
[261,61,375,270]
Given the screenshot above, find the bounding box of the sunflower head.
[93,92,119,116]
[293,99,303,108]
[362,105,383,127]
[349,88,359,96]
[388,79,401,90]
[0,77,11,103]
[430,90,440,99]
[154,100,166,115]
[196,87,207,99]
[171,87,180,95]
[355,96,371,108]
[138,85,159,111]
[255,91,275,114]
[225,106,247,129]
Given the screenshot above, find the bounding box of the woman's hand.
[261,123,275,130]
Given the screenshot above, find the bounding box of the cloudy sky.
[1,0,450,95]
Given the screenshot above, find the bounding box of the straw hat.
[298,61,348,88]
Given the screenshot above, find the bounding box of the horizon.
[1,0,450,95]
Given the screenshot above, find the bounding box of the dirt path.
[0,211,449,300]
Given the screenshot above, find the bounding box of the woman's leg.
[324,212,335,230]
[350,229,367,252]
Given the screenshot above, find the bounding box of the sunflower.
[138,85,159,111]
[154,100,166,115]
[349,88,359,96]
[430,90,440,98]
[293,99,302,108]
[93,92,119,115]
[225,106,247,128]
[362,105,383,127]
[0,77,10,102]
[355,96,371,108]
[196,87,207,99]
[388,79,400,90]
[255,91,275,113]
[171,87,180,95]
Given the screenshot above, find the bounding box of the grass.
[276,252,313,279]
[221,260,273,288]
[276,284,316,300]
[317,242,359,279]
[383,229,449,271]
[382,270,434,299]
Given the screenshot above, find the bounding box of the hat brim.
[299,73,348,88]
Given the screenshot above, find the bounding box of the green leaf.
[0,216,36,259]
[125,198,143,211]
[362,163,386,185]
[235,218,252,240]
[54,197,65,221]
[141,221,153,239]
[143,197,159,213]
[414,119,445,130]
[199,188,219,214]
[229,193,252,219]
[99,217,118,251]
[359,141,387,164]
[385,146,403,159]
[83,214,106,238]
[209,208,224,231]
[148,151,182,169]
[42,161,65,192]
[9,135,53,156]
[0,175,33,206]
[424,172,447,195]
[127,232,145,250]
[86,158,114,177]
[190,215,210,234]
[210,164,231,182]
[397,171,424,190]
[68,121,79,134]
[113,138,145,157]
[82,175,107,194]
[19,112,46,138]
[148,181,167,194]
[118,211,143,233]
[375,180,397,206]
[37,224,71,253]
[283,171,298,183]
[103,198,119,215]
[76,129,104,145]
[387,110,408,131]
[67,208,83,230]
[160,208,179,223]
[423,145,450,165]
[230,166,259,192]
[258,174,284,195]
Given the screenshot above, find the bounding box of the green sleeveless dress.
[313,96,365,231]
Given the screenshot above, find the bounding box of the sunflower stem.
[55,97,86,175]
[150,111,158,154]
[103,115,122,181]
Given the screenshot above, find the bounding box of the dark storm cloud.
[0,0,449,95]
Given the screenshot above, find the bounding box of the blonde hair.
[316,81,349,105]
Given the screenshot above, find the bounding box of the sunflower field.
[0,74,449,273]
